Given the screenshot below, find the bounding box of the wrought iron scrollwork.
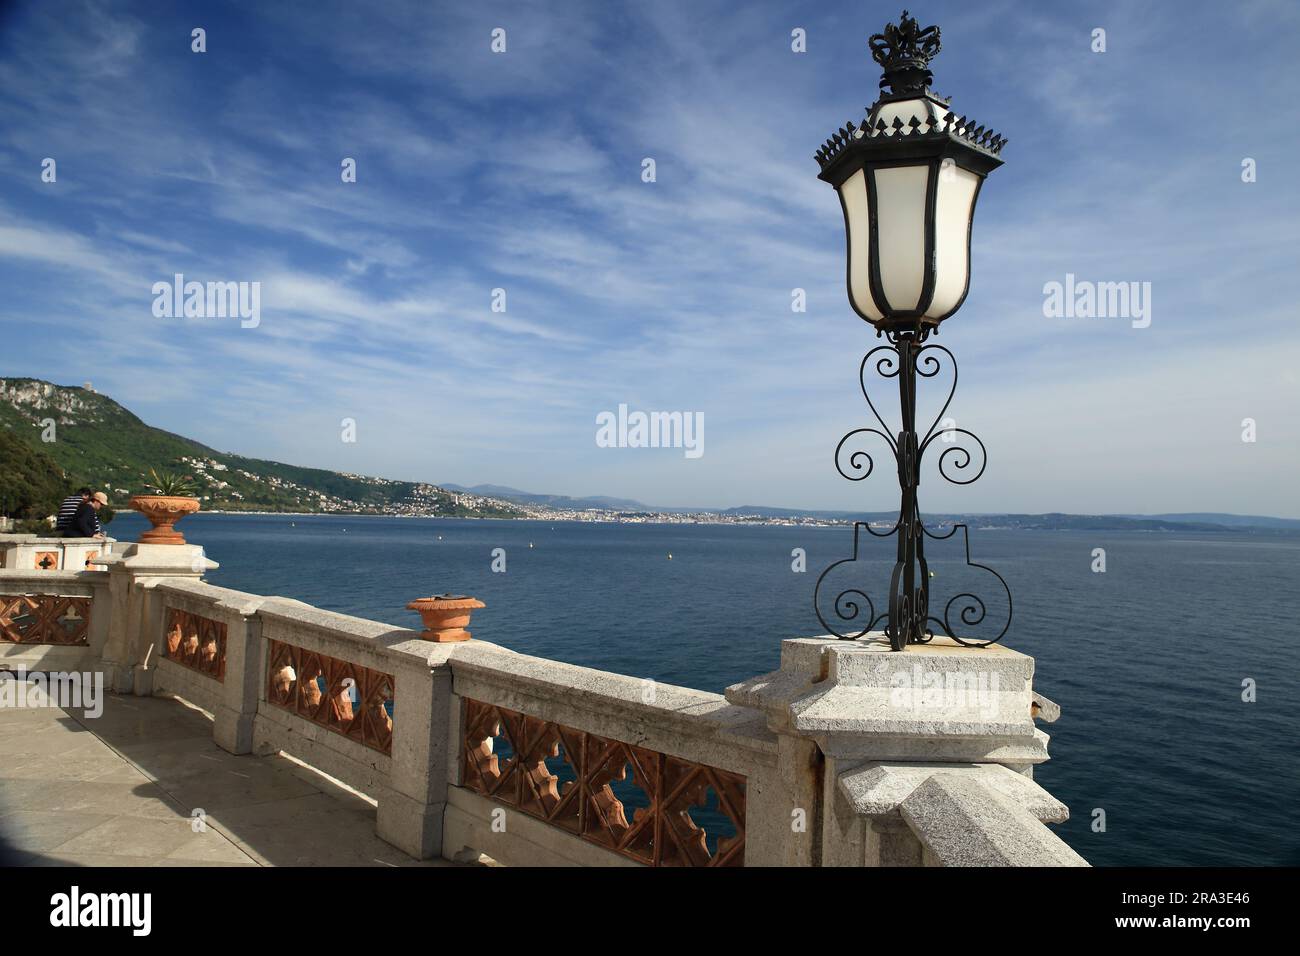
[814,329,1011,649]
[917,521,1012,647]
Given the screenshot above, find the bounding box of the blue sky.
[1,0,1297,516]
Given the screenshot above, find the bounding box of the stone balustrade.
[444,642,779,866]
[0,569,111,673]
[0,536,1087,867]
[0,533,116,573]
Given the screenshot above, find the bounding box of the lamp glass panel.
[926,165,980,319]
[873,164,930,313]
[840,168,883,321]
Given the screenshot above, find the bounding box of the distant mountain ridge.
[1118,513,1300,530]
[440,486,1299,534]
[2,378,1293,532]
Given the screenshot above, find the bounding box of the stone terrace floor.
[0,693,456,867]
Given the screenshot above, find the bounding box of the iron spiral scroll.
[813,330,1012,649]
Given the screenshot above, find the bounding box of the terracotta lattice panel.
[460,698,746,866]
[265,639,394,754]
[164,607,228,682]
[0,595,91,645]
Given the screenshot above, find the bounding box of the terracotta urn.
[406,594,485,643]
[129,495,201,545]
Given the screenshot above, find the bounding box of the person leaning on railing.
[55,486,93,533]
[65,491,108,539]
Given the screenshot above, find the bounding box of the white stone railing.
[0,533,116,572]
[443,642,780,866]
[139,578,447,857]
[0,539,1087,867]
[148,579,265,747]
[0,569,111,671]
[142,580,783,866]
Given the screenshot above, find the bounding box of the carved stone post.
[211,593,264,754]
[375,639,457,859]
[727,634,1078,866]
[93,543,217,695]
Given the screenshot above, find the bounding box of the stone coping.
[152,577,270,615]
[0,534,117,545]
[253,595,455,673]
[0,569,107,590]
[450,641,777,756]
[839,761,1068,822]
[900,773,1088,866]
[790,687,1036,738]
[780,633,1033,679]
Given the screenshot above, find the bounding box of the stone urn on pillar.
[129,495,201,544]
[129,469,201,545]
[407,594,485,642]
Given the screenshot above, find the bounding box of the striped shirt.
[55,495,84,531]
[57,496,102,535]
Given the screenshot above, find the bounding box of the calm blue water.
[106,511,1300,866]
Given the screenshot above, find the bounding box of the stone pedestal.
[92,543,218,695]
[727,633,1077,866]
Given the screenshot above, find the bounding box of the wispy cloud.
[0,0,1297,515]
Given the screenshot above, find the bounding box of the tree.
[0,426,67,519]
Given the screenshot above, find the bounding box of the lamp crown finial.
[869,9,942,96]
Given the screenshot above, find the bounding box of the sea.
[105,510,1300,867]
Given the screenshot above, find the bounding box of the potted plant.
[129,469,201,545]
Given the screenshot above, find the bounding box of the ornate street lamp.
[813,10,1011,651]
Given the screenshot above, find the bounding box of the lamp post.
[813,10,1011,651]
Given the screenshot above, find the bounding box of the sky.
[1,0,1297,516]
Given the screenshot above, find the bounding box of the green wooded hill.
[0,378,520,519]
[0,425,68,520]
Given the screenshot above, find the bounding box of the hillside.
[0,424,67,520]
[0,378,522,518]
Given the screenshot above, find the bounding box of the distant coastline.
[5,380,1297,536]
[183,509,1300,535]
